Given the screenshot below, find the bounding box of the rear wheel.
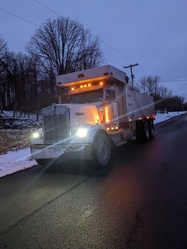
[92,132,111,168]
[136,120,151,142]
[149,120,154,139]
[143,121,150,141]
[136,120,143,142]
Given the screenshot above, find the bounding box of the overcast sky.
[1,0,187,101]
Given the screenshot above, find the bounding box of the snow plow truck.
[30,65,155,168]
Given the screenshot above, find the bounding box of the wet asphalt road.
[0,112,187,249]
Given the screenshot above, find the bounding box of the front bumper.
[30,143,93,161]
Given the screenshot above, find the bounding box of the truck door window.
[106,89,115,100]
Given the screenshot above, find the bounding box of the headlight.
[76,128,88,137]
[32,131,41,139]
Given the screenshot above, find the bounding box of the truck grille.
[42,105,70,144]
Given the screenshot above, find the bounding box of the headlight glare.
[76,128,88,137]
[32,132,40,139]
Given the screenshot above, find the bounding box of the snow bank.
[154,111,186,124]
[0,148,36,178]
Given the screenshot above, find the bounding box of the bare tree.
[5,52,27,116]
[157,85,172,99]
[0,36,7,56]
[27,17,103,77]
[0,36,8,115]
[139,75,160,96]
[2,52,37,117]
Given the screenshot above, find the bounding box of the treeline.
[137,76,187,112]
[0,17,103,120]
[0,50,56,120]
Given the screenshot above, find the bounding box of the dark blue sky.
[1,0,187,101]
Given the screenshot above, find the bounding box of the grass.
[0,129,33,155]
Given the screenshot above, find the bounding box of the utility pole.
[124,63,139,87]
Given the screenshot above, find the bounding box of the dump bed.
[124,86,155,121]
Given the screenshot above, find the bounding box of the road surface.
[0,112,187,249]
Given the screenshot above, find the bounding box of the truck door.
[104,89,119,127]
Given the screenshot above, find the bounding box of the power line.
[0,7,39,27]
[133,79,187,85]
[1,1,144,73]
[2,4,186,86]
[33,0,61,17]
[1,1,140,68]
[160,79,187,83]
[33,0,139,65]
[105,57,124,67]
[100,40,138,65]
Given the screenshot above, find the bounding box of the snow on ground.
[154,111,185,124]
[0,148,36,178]
[0,112,186,178]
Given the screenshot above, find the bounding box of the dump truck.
[30,65,155,167]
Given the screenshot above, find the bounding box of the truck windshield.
[70,89,103,103]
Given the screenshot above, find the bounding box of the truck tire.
[149,120,154,139]
[92,132,111,168]
[143,121,150,141]
[136,120,143,142]
[136,120,150,142]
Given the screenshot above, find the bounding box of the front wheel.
[92,132,111,168]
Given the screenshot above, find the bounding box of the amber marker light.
[104,106,110,123]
